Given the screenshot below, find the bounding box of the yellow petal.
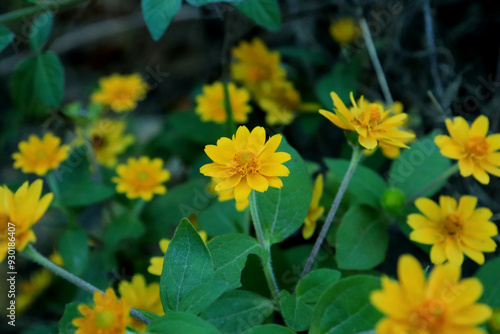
[415,198,442,222]
[445,238,464,265]
[457,195,478,220]
[259,163,290,177]
[462,236,497,252]
[439,196,457,215]
[234,180,251,202]
[430,243,447,264]
[358,134,378,149]
[469,115,489,138]
[247,173,269,192]
[486,133,500,152]
[398,255,425,302]
[461,244,485,265]
[450,304,492,326]
[472,167,489,184]
[447,278,484,312]
[446,117,469,146]
[428,262,460,299]
[205,145,234,165]
[319,109,350,130]
[407,214,435,229]
[410,228,443,244]
[266,176,283,188]
[459,158,475,177]
[215,174,242,191]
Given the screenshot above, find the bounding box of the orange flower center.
[408,299,446,332]
[36,150,47,159]
[466,136,489,156]
[247,67,269,82]
[91,134,105,149]
[94,309,116,329]
[233,151,258,176]
[444,214,463,235]
[368,106,382,123]
[137,172,149,180]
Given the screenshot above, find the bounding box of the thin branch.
[423,0,444,106]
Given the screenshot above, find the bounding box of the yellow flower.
[435,115,500,184]
[17,269,52,314]
[302,174,325,240]
[148,233,207,276]
[329,18,359,44]
[231,38,286,89]
[73,288,130,334]
[49,251,65,266]
[91,74,148,113]
[76,118,134,168]
[0,180,53,262]
[255,80,300,126]
[12,133,70,176]
[195,82,252,124]
[112,157,170,201]
[371,254,492,334]
[319,92,415,150]
[118,274,164,332]
[200,126,291,208]
[408,195,497,265]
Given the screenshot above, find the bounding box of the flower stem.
[22,244,151,326]
[223,80,237,136]
[359,16,394,107]
[301,146,363,278]
[249,191,280,304]
[405,163,459,205]
[46,171,61,205]
[132,199,146,218]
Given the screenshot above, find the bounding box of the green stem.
[359,16,394,107]
[132,199,146,218]
[223,80,237,136]
[46,171,61,205]
[405,163,459,205]
[0,0,90,24]
[22,244,151,326]
[249,191,280,303]
[301,146,363,278]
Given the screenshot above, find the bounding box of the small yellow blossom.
[329,18,359,44]
[195,82,252,124]
[12,133,70,176]
[255,80,300,126]
[0,180,53,262]
[148,232,207,276]
[200,126,291,209]
[408,195,497,265]
[91,74,148,113]
[76,118,134,168]
[231,38,286,89]
[73,288,130,334]
[112,157,170,201]
[435,115,500,184]
[319,92,415,150]
[49,251,65,266]
[302,174,325,239]
[371,254,492,334]
[17,269,52,314]
[118,274,164,332]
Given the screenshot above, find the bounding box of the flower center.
[408,299,446,332]
[444,213,463,235]
[138,172,149,180]
[94,310,115,329]
[91,134,105,149]
[247,67,269,82]
[466,136,489,156]
[233,151,258,176]
[368,106,382,123]
[36,150,46,159]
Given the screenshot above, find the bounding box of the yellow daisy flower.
[195,82,252,124]
[91,74,148,113]
[302,174,325,240]
[17,269,52,314]
[118,274,164,332]
[73,288,130,334]
[329,17,359,44]
[371,254,492,334]
[255,80,300,126]
[148,233,207,276]
[112,157,170,201]
[12,133,70,176]
[200,126,291,208]
[319,92,415,150]
[231,38,286,89]
[435,115,500,184]
[76,118,135,168]
[408,195,497,265]
[0,180,53,262]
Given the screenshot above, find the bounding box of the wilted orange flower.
[200,126,291,209]
[12,133,70,176]
[435,115,500,184]
[195,82,251,123]
[91,74,148,113]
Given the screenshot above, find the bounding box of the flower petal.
[457,195,477,220]
[234,180,252,202]
[247,173,269,192]
[415,198,442,222]
[469,115,489,138]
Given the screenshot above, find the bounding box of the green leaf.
[146,311,222,334]
[310,275,382,334]
[104,214,145,250]
[336,205,389,270]
[296,268,341,304]
[315,59,361,109]
[58,228,88,275]
[389,132,451,200]
[250,137,312,245]
[30,12,53,52]
[179,280,228,315]
[0,25,14,53]
[280,290,313,332]
[10,52,64,113]
[243,325,297,334]
[58,302,80,334]
[142,0,182,41]
[475,256,500,307]
[207,234,268,289]
[198,200,249,237]
[325,158,387,208]
[200,290,274,333]
[160,218,214,311]
[167,110,227,144]
[235,0,281,30]
[60,182,114,207]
